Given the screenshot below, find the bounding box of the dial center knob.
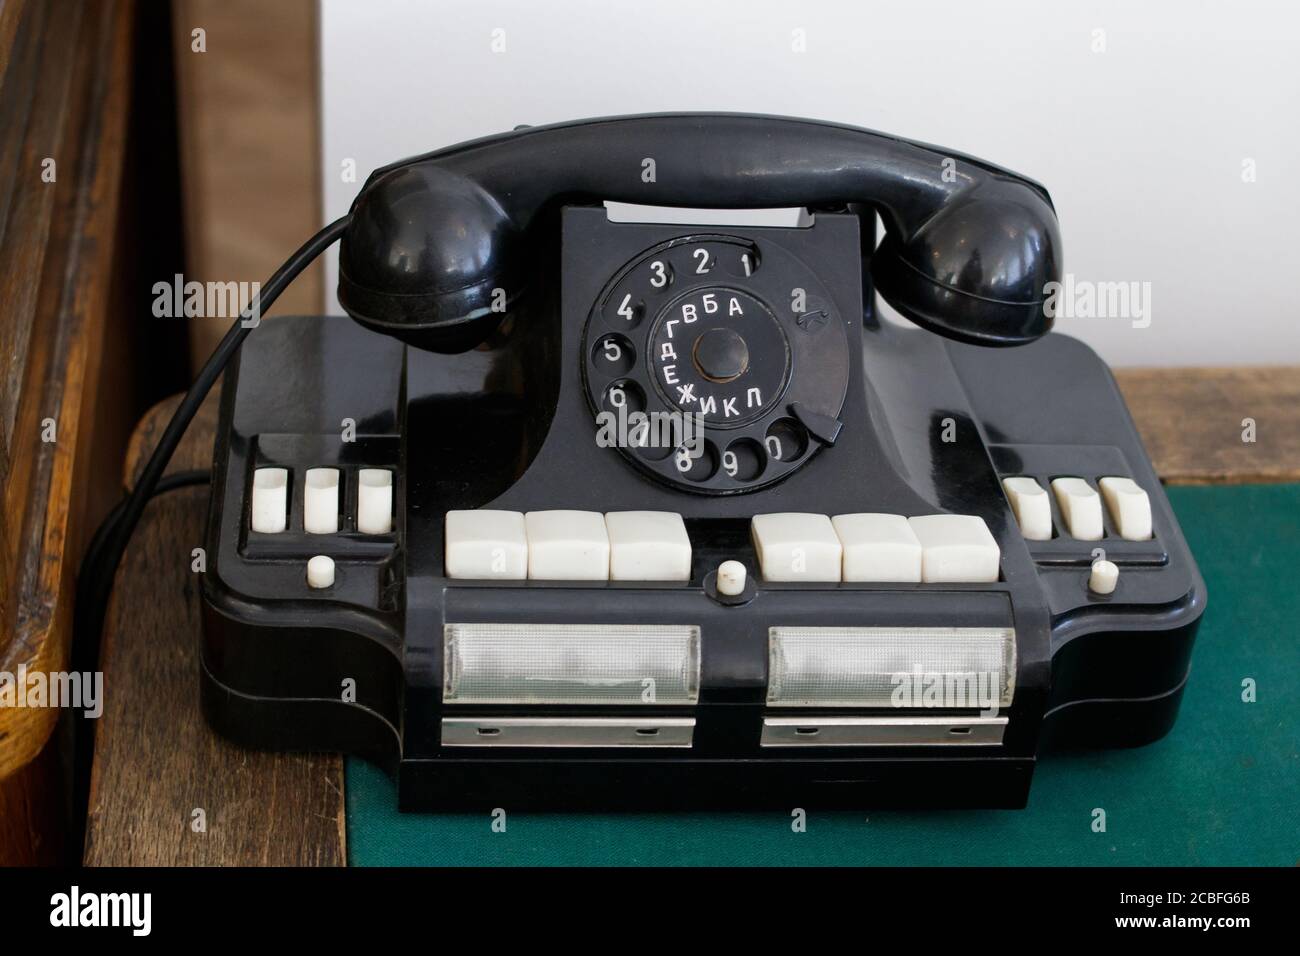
[692,327,749,383]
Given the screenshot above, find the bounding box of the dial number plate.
[583,235,849,494]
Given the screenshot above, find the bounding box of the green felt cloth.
[347,484,1299,865]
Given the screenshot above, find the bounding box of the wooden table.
[82,368,1300,865]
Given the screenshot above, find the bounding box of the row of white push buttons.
[1002,475,1152,541]
[753,513,999,583]
[446,511,692,581]
[250,467,394,535]
[445,510,1000,583]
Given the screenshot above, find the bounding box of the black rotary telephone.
[175,115,1201,810]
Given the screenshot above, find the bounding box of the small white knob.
[307,555,335,589]
[1089,559,1118,595]
[717,560,747,596]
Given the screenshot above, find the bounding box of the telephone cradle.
[199,115,1204,810]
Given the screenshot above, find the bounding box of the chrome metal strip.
[441,716,696,748]
[761,715,1007,747]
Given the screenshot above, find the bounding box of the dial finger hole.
[764,418,808,463]
[719,243,761,278]
[592,333,635,376]
[606,292,645,329]
[602,379,646,416]
[722,438,766,482]
[645,259,674,292]
[673,439,719,483]
[631,424,675,461]
[627,409,678,461]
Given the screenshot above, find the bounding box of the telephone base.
[200,203,1204,812]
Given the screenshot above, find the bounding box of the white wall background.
[321,0,1299,366]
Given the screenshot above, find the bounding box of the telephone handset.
[197,115,1202,811]
[337,114,1061,352]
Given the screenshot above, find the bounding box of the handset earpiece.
[869,175,1060,346]
[338,164,525,353]
[338,113,1061,352]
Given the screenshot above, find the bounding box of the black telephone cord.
[66,217,348,860]
[74,215,350,649]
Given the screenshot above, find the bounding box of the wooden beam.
[171,0,323,367]
[0,0,136,864]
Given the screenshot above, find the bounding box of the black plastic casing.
[202,208,1203,810]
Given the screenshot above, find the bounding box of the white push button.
[908,515,1001,583]
[357,469,393,534]
[250,467,288,533]
[306,555,335,589]
[1089,558,1119,595]
[717,560,747,596]
[526,510,609,580]
[303,467,340,534]
[751,513,842,582]
[1001,476,1052,541]
[1051,477,1103,541]
[605,511,691,581]
[831,513,922,582]
[445,510,527,580]
[1099,476,1152,541]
